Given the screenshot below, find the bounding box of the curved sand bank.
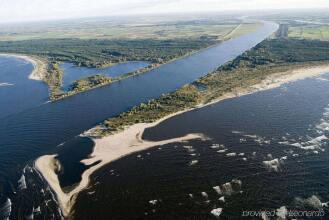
[35,116,206,217]
[35,63,329,217]
[0,53,47,81]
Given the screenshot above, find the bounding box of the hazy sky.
[1,0,329,23]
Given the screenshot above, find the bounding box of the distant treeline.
[0,38,218,67]
[221,38,329,70]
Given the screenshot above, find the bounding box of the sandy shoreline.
[35,123,206,216]
[35,63,329,217]
[0,53,47,81]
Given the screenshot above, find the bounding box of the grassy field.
[0,15,260,41]
[288,25,329,40]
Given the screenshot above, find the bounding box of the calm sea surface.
[0,56,48,119]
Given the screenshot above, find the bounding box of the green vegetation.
[0,38,219,68]
[50,63,159,100]
[0,37,218,100]
[289,25,329,40]
[0,34,220,100]
[69,75,112,92]
[95,85,202,135]
[223,23,262,40]
[0,16,258,41]
[0,16,263,101]
[261,12,329,41]
[89,38,329,137]
[42,61,64,99]
[0,24,262,100]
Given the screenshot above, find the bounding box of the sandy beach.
[35,122,206,216]
[0,53,47,81]
[35,63,329,217]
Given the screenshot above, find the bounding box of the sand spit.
[0,53,47,81]
[35,113,206,216]
[35,63,329,217]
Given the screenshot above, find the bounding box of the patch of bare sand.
[0,53,47,81]
[35,113,206,216]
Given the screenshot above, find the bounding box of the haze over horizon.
[1,0,329,24]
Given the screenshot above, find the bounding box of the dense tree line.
[0,38,218,67]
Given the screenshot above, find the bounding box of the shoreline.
[34,63,329,217]
[0,53,47,81]
[35,122,206,216]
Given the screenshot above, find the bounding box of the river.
[0,21,277,219]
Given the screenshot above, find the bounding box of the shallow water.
[60,61,150,90]
[0,22,277,219]
[54,137,98,189]
[73,74,329,219]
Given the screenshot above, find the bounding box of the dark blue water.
[0,21,277,219]
[73,74,329,220]
[0,56,48,119]
[60,61,150,90]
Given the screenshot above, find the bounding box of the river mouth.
[72,74,329,219]
[0,21,278,219]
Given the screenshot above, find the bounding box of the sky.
[1,0,329,23]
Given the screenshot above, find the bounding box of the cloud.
[0,0,329,23]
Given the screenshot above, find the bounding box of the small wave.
[276,206,288,219]
[243,134,271,145]
[0,82,14,87]
[0,198,11,220]
[212,179,242,196]
[26,208,34,220]
[288,135,328,151]
[226,152,237,157]
[189,160,198,166]
[201,192,208,198]
[18,174,27,190]
[183,145,195,153]
[234,131,272,146]
[316,77,329,82]
[149,200,158,205]
[263,157,287,172]
[294,195,328,209]
[210,208,223,217]
[209,144,220,149]
[212,186,221,195]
